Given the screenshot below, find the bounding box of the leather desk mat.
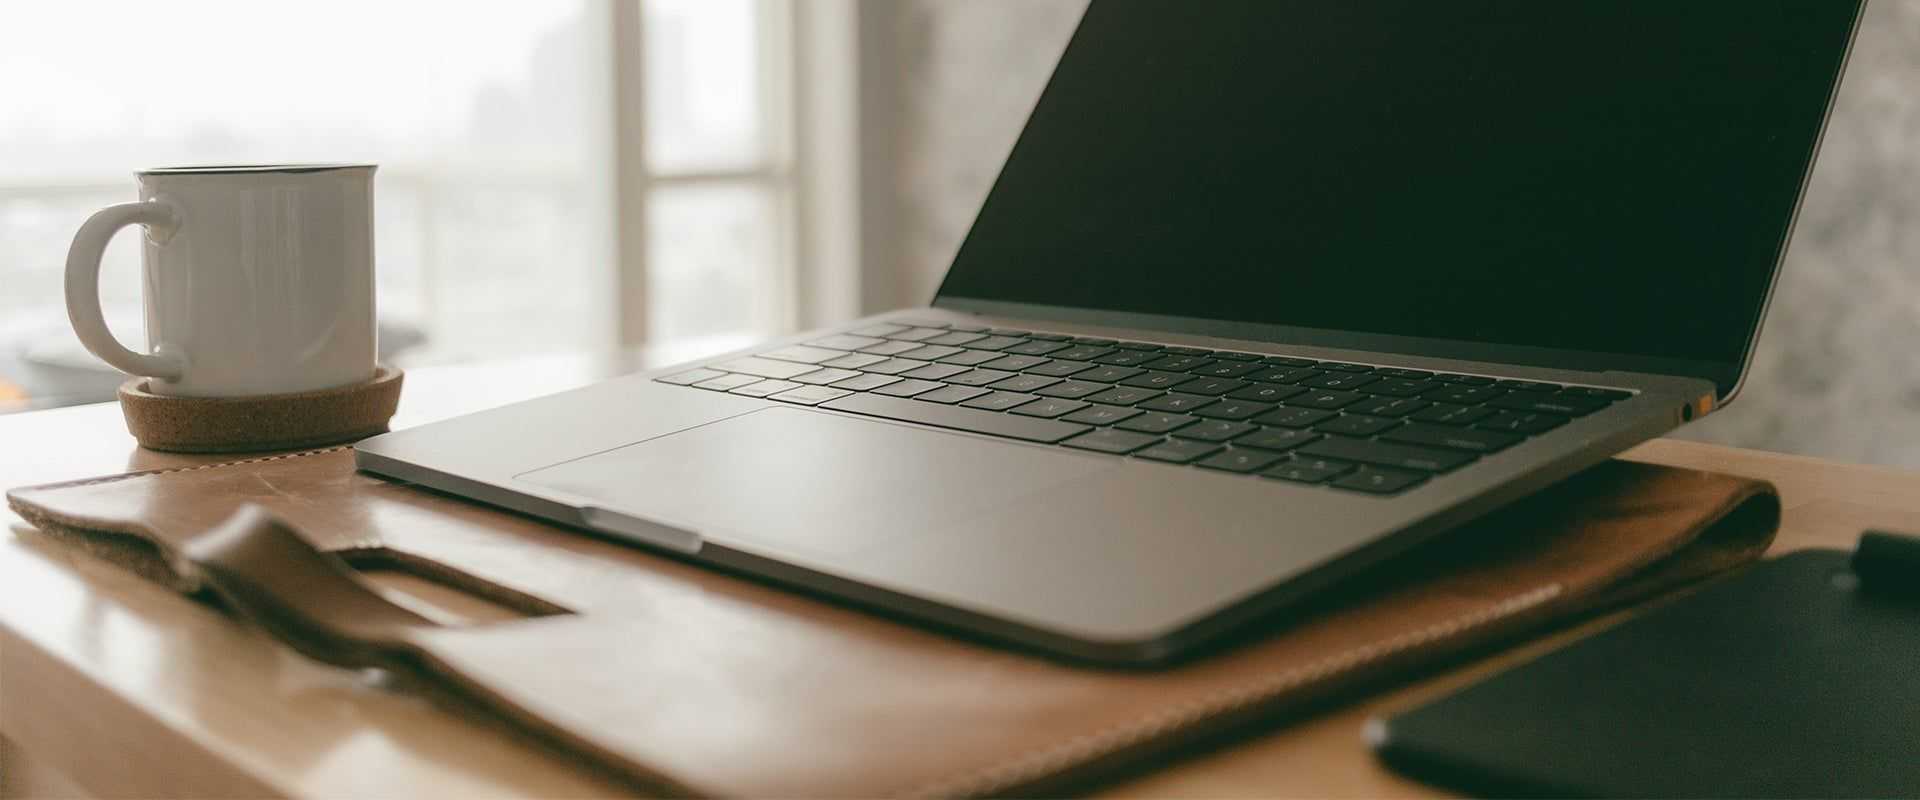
[9,446,1779,797]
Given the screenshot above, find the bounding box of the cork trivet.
[118,366,403,453]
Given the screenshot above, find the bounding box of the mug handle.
[65,199,188,380]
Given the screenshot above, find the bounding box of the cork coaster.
[118,366,404,453]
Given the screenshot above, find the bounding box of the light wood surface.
[3,357,1917,799]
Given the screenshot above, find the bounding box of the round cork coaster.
[118,366,404,454]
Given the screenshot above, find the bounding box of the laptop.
[356,1,1863,664]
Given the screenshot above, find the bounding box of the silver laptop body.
[356,1,1861,664]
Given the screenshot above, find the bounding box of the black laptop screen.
[937,1,1860,382]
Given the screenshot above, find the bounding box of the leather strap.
[180,505,435,670]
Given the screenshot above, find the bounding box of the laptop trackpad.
[517,406,1113,560]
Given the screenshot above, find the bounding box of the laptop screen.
[936,1,1861,394]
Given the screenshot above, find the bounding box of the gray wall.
[868,0,1920,468]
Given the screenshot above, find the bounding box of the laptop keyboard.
[655,321,1634,496]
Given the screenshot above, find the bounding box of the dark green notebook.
[1371,534,1920,798]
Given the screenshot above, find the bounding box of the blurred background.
[1,0,1915,467]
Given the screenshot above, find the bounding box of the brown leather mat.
[8,447,1778,797]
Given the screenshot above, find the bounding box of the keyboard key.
[1382,423,1523,453]
[1425,385,1505,405]
[1212,351,1262,362]
[769,385,853,405]
[1119,371,1196,390]
[1027,332,1071,341]
[1234,427,1321,451]
[1299,436,1475,472]
[1050,345,1116,362]
[1332,466,1428,494]
[1179,377,1248,396]
[1261,356,1319,367]
[1135,439,1223,464]
[1365,379,1439,397]
[902,363,972,381]
[810,334,884,351]
[945,368,1015,387]
[1061,404,1143,426]
[1091,350,1160,366]
[1070,336,1117,346]
[896,345,965,362]
[960,391,1040,411]
[1291,390,1366,410]
[1301,372,1380,391]
[1036,380,1112,400]
[852,323,907,338]
[1263,457,1357,484]
[894,320,949,329]
[1248,366,1322,384]
[1011,397,1090,418]
[988,374,1063,393]
[1496,379,1563,392]
[1318,362,1375,373]
[1349,396,1431,417]
[1174,420,1259,442]
[863,358,932,375]
[1433,373,1496,385]
[1001,340,1071,356]
[936,349,1005,366]
[924,331,987,346]
[1560,386,1633,401]
[981,354,1052,372]
[1188,362,1262,378]
[1255,406,1339,427]
[718,357,820,380]
[1112,341,1162,351]
[822,352,888,369]
[887,327,947,342]
[859,340,924,356]
[823,394,1089,443]
[1486,393,1609,416]
[1143,355,1214,372]
[831,373,903,391]
[945,323,989,333]
[1409,403,1497,426]
[761,345,845,364]
[658,368,725,385]
[875,377,948,395]
[1475,411,1569,435]
[963,335,1027,351]
[1117,412,1199,434]
[732,379,802,397]
[1375,368,1434,379]
[986,328,1032,337]
[1085,386,1162,406]
[1062,429,1161,454]
[1159,346,1213,356]
[1075,365,1146,383]
[1026,359,1096,377]
[1315,414,1402,437]
[913,384,992,404]
[1197,448,1288,474]
[1227,383,1308,403]
[793,367,863,385]
[692,373,761,391]
[1193,399,1275,420]
[1139,393,1216,413]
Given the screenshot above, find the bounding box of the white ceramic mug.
[65,164,378,397]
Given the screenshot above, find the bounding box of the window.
[0,0,819,374]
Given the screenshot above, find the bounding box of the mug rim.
[139,163,377,176]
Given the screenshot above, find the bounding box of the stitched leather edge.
[8,445,350,494]
[898,584,1564,799]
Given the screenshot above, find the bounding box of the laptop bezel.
[930,1,1868,405]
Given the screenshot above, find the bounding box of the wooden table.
[4,357,1918,798]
